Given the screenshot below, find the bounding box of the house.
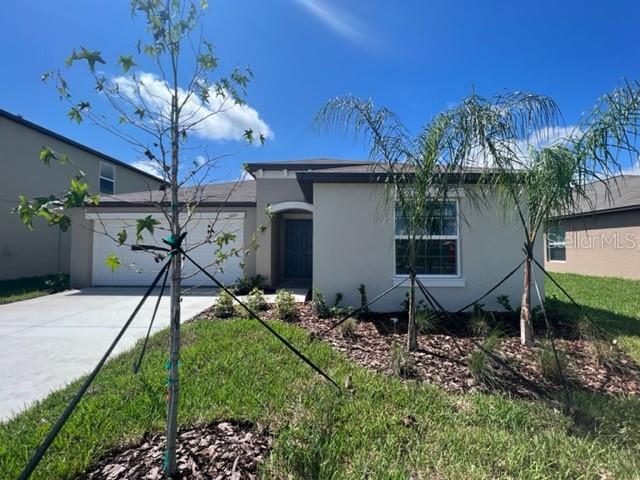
[545,174,640,280]
[0,108,164,280]
[69,159,542,312]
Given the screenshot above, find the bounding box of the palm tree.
[446,83,640,345]
[316,97,470,350]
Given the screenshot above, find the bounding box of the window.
[394,200,459,276]
[99,162,115,195]
[547,225,566,262]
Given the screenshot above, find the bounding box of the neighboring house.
[69,159,542,312]
[545,174,640,280]
[0,108,163,280]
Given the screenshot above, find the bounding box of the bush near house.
[0,274,69,304]
[275,289,297,322]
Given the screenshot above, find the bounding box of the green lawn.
[0,274,69,305]
[1,313,639,479]
[546,272,640,363]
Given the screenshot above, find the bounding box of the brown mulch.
[78,421,271,480]
[264,303,640,399]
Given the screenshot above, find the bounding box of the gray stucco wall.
[313,183,543,312]
[545,210,640,280]
[0,116,162,280]
[69,205,258,288]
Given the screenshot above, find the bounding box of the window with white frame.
[394,200,459,276]
[546,224,566,261]
[99,162,115,195]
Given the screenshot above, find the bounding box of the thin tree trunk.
[407,238,418,351]
[520,253,533,346]
[165,87,181,477]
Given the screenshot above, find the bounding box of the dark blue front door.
[284,219,312,279]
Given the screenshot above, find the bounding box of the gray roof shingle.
[558,174,640,218]
[96,180,256,207]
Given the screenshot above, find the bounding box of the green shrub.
[415,310,438,334]
[312,289,331,318]
[44,273,69,293]
[469,330,502,386]
[234,274,266,295]
[574,316,620,368]
[470,304,491,337]
[496,294,514,313]
[334,292,344,307]
[246,287,268,312]
[390,342,416,378]
[358,284,368,315]
[213,290,236,318]
[276,289,297,322]
[339,317,358,341]
[538,343,569,384]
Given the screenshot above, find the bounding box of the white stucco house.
[69,159,542,311]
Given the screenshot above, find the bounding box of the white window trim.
[393,198,463,283]
[99,161,116,195]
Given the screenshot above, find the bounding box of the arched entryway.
[269,202,313,287]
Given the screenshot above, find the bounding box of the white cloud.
[292,0,368,46]
[622,157,640,175]
[465,125,580,168]
[113,72,273,143]
[131,159,163,178]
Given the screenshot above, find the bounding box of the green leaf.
[13,195,36,230]
[243,129,254,144]
[40,147,56,166]
[117,230,128,245]
[68,107,83,124]
[117,55,138,73]
[135,215,160,242]
[105,254,122,272]
[69,47,106,72]
[134,107,146,120]
[197,53,218,71]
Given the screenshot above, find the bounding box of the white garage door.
[91,213,245,287]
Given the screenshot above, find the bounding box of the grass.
[0,274,69,305]
[545,272,640,362]
[1,315,639,479]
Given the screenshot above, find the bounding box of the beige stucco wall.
[545,210,640,280]
[0,116,162,280]
[254,177,308,286]
[69,205,258,288]
[313,183,543,312]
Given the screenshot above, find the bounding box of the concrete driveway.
[0,287,217,422]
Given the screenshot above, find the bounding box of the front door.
[284,219,312,279]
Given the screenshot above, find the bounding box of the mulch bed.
[264,303,640,399]
[78,421,271,479]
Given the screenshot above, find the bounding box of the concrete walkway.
[0,287,218,422]
[0,286,308,422]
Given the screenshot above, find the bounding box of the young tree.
[446,85,640,345]
[316,97,469,351]
[15,1,269,475]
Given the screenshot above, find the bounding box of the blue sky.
[1,0,639,180]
